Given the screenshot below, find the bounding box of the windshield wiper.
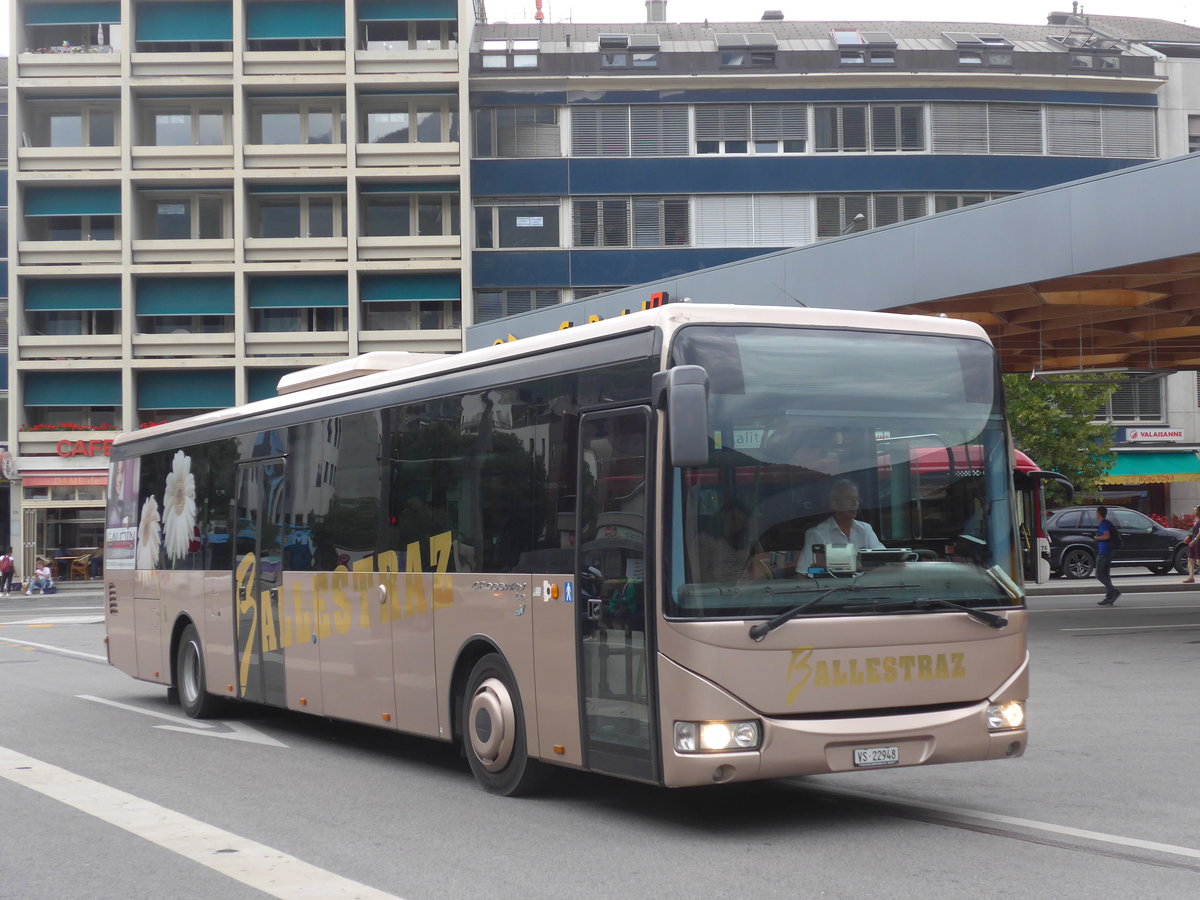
[748,581,919,642]
[888,598,1009,629]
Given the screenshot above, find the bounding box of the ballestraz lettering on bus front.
[785,646,967,704]
[235,530,454,697]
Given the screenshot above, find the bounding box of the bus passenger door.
[233,459,287,706]
[576,408,657,782]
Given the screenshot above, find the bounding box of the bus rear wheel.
[462,653,543,796]
[176,623,221,719]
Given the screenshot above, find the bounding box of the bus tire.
[176,623,221,719]
[462,653,543,796]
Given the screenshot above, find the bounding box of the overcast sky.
[482,1,1196,26]
[2,1,1196,51]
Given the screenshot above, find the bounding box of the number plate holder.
[853,745,900,767]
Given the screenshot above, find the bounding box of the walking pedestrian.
[1095,506,1121,606]
[1183,505,1200,584]
[0,547,14,595]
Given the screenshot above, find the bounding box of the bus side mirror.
[653,365,710,468]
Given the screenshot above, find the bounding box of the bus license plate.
[853,746,900,767]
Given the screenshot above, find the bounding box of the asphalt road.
[1,587,1197,899]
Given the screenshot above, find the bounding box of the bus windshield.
[667,324,1019,619]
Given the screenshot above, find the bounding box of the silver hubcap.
[468,677,516,773]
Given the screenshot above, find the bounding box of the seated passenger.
[795,479,884,574]
[699,500,764,582]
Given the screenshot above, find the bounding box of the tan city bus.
[104,302,1028,794]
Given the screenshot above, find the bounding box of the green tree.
[1002,374,1121,500]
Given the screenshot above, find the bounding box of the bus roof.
[113,303,991,450]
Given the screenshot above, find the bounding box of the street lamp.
[840,213,867,235]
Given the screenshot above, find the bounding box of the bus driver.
[795,479,884,574]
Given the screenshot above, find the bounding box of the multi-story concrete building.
[6,3,1200,560]
[7,0,474,564]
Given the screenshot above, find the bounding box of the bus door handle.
[587,598,603,620]
[378,584,387,605]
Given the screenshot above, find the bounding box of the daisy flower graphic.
[162,450,197,563]
[136,496,161,569]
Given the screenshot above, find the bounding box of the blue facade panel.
[473,87,1159,107]
[472,248,773,289]
[472,156,1143,198]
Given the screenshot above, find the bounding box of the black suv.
[1045,506,1190,578]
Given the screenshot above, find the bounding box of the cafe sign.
[56,439,114,458]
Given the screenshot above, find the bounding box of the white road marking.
[815,783,1200,862]
[0,746,403,900]
[1062,623,1200,633]
[4,615,105,625]
[154,721,288,747]
[78,695,288,747]
[1033,604,1200,613]
[0,635,107,662]
[78,694,217,729]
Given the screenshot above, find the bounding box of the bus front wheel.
[462,653,543,796]
[176,623,221,719]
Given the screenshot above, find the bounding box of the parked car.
[1045,506,1190,578]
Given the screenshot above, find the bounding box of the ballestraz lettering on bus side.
[235,530,454,696]
[786,646,967,704]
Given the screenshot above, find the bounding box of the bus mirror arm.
[652,365,710,468]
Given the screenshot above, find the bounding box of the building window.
[28,102,118,148]
[693,195,813,247]
[362,97,459,144]
[480,38,538,69]
[26,310,119,337]
[362,301,460,331]
[24,22,118,54]
[695,104,807,155]
[815,194,928,239]
[248,100,345,145]
[474,106,560,158]
[359,19,457,51]
[249,194,345,238]
[137,315,233,335]
[570,106,631,156]
[474,289,561,323]
[475,202,559,248]
[361,194,460,237]
[1189,116,1200,154]
[571,105,686,157]
[23,406,120,429]
[27,216,118,242]
[142,103,230,146]
[139,194,229,239]
[1098,376,1164,423]
[815,104,925,153]
[572,198,689,248]
[251,307,347,333]
[721,49,775,67]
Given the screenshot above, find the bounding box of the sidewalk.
[1024,570,1196,596]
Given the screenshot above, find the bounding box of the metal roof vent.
[761,10,784,20]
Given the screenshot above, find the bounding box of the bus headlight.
[674,720,761,753]
[986,701,1025,731]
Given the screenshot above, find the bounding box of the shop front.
[16,466,108,580]
[1096,442,1200,518]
